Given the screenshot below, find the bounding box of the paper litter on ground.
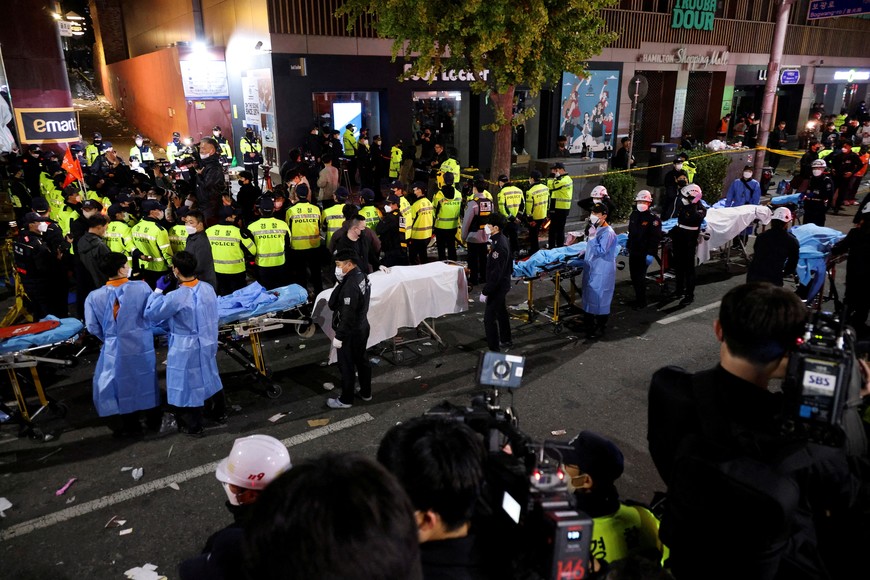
[120,466,133,472]
[55,478,76,496]
[0,497,12,517]
[307,418,330,427]
[322,382,335,391]
[167,482,180,491]
[119,528,133,535]
[124,563,167,580]
[131,467,144,481]
[268,413,287,423]
[551,430,567,436]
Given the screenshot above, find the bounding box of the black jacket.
[13,231,53,280]
[196,155,226,209]
[184,231,218,290]
[328,266,371,340]
[832,222,870,289]
[376,211,404,253]
[420,535,489,580]
[78,231,110,287]
[674,201,706,230]
[746,227,799,286]
[482,232,511,296]
[627,209,662,256]
[236,183,261,225]
[177,502,253,580]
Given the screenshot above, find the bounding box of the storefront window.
[412,91,469,166]
[312,91,381,138]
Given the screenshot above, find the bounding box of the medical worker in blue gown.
[85,252,162,437]
[145,251,225,436]
[581,203,618,340]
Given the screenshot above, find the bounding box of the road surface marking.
[656,301,721,326]
[0,412,374,542]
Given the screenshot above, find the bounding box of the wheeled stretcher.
[0,317,84,440]
[217,283,313,397]
[790,224,846,309]
[511,243,587,333]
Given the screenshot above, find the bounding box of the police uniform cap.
[497,174,510,183]
[82,199,104,211]
[529,170,542,180]
[100,142,113,152]
[360,188,375,201]
[93,132,102,140]
[296,184,309,199]
[552,162,566,170]
[141,199,166,213]
[386,194,400,205]
[334,249,357,263]
[561,431,624,485]
[172,131,181,138]
[390,180,405,191]
[213,125,222,132]
[175,206,190,219]
[442,172,455,185]
[335,187,349,201]
[218,205,237,219]
[346,123,355,130]
[23,212,48,224]
[258,196,275,211]
[135,134,143,140]
[411,181,426,192]
[117,192,133,203]
[62,184,81,198]
[107,204,125,218]
[28,144,41,152]
[31,197,50,212]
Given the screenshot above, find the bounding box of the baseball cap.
[117,192,133,204]
[390,180,405,190]
[552,162,566,170]
[335,186,349,202]
[141,199,166,213]
[82,199,103,211]
[31,197,50,212]
[63,184,81,198]
[346,123,355,130]
[23,212,48,224]
[558,431,624,485]
[258,196,274,211]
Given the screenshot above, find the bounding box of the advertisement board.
[559,70,620,155]
[14,108,79,144]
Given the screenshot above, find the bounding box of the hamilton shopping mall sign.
[671,0,716,31]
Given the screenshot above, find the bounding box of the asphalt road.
[0,207,863,580]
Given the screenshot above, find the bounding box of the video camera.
[781,310,859,447]
[425,352,593,580]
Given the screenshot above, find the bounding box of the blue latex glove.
[156,274,172,292]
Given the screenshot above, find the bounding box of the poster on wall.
[179,60,229,100]
[559,70,620,155]
[241,68,276,149]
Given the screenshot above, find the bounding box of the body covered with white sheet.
[145,282,223,407]
[581,225,618,315]
[85,280,159,417]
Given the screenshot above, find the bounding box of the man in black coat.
[376,194,409,267]
[480,213,512,352]
[746,207,799,287]
[182,209,217,291]
[626,190,662,309]
[833,203,870,335]
[195,138,226,221]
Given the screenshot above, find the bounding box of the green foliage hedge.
[682,148,731,205]
[600,171,637,222]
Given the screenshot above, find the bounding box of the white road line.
[0,412,374,542]
[656,301,721,325]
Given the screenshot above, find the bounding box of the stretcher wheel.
[296,320,316,338]
[265,383,282,399]
[553,323,564,334]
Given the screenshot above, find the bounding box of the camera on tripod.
[782,310,857,447]
[424,352,593,580]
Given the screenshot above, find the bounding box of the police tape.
[459,146,805,185]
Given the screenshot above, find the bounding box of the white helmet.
[681,183,703,204]
[635,190,653,203]
[215,434,291,491]
[591,185,608,199]
[771,207,792,222]
[810,159,827,169]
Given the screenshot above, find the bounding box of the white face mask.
[812,169,823,176]
[213,131,220,137]
[122,267,132,278]
[681,197,691,205]
[135,139,143,147]
[156,210,165,220]
[383,204,392,213]
[636,203,649,212]
[223,483,241,506]
[484,224,493,235]
[119,213,128,222]
[674,163,683,171]
[83,210,97,219]
[37,221,49,233]
[184,224,197,235]
[200,152,211,159]
[334,266,345,281]
[184,199,194,208]
[589,214,600,225]
[743,172,753,179]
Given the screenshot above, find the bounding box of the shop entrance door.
[412,91,468,166]
[634,71,678,151]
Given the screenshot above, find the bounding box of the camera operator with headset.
[648,282,870,580]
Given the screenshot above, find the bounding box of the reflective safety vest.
[85,143,100,166]
[526,183,550,220]
[466,189,493,203]
[498,185,524,218]
[166,142,181,163]
[105,221,135,256]
[46,188,65,222]
[359,205,382,231]
[239,137,262,161]
[684,160,697,183]
[398,195,412,220]
[206,223,256,274]
[129,145,155,162]
[547,174,574,210]
[389,145,402,178]
[287,202,322,250]
[408,197,434,240]
[321,204,346,247]
[85,189,111,210]
[40,173,54,197]
[215,137,233,161]
[342,130,357,157]
[57,206,79,237]
[168,224,189,255]
[433,191,461,230]
[589,504,666,565]
[131,218,172,272]
[439,158,460,185]
[248,217,290,267]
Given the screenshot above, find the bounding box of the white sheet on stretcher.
[312,262,470,363]
[696,205,772,263]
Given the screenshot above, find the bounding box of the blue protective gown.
[581,225,618,315]
[145,281,223,407]
[84,280,159,417]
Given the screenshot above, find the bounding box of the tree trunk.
[489,86,515,181]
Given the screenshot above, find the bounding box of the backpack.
[661,372,827,580]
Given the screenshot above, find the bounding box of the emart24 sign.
[15,108,80,144]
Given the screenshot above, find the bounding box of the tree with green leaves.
[336,0,617,179]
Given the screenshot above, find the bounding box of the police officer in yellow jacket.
[105,204,136,258]
[248,196,291,289]
[207,205,256,296]
[166,132,182,164]
[390,180,412,221]
[322,186,349,248]
[168,207,190,255]
[342,123,358,187]
[439,148,461,186]
[560,431,666,567]
[286,184,323,294]
[85,132,103,166]
[496,174,524,258]
[525,170,549,254]
[239,127,263,178]
[212,126,233,163]
[407,182,434,265]
[432,172,462,261]
[129,134,155,163]
[131,200,173,288]
[358,188,382,231]
[548,162,574,248]
[389,141,403,179]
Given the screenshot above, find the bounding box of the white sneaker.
[327,398,353,409]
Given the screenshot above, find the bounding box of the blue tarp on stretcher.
[661,217,708,234]
[771,193,802,206]
[218,283,309,326]
[791,224,845,302]
[513,243,587,278]
[0,316,84,354]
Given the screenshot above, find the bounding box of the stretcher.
[697,205,773,268]
[217,283,313,397]
[312,262,469,365]
[511,243,587,333]
[0,317,84,441]
[790,224,846,309]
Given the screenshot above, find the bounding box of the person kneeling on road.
[479,213,513,352]
[327,249,373,409]
[179,435,291,580]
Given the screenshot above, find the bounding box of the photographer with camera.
[648,283,870,580]
[378,416,490,580]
